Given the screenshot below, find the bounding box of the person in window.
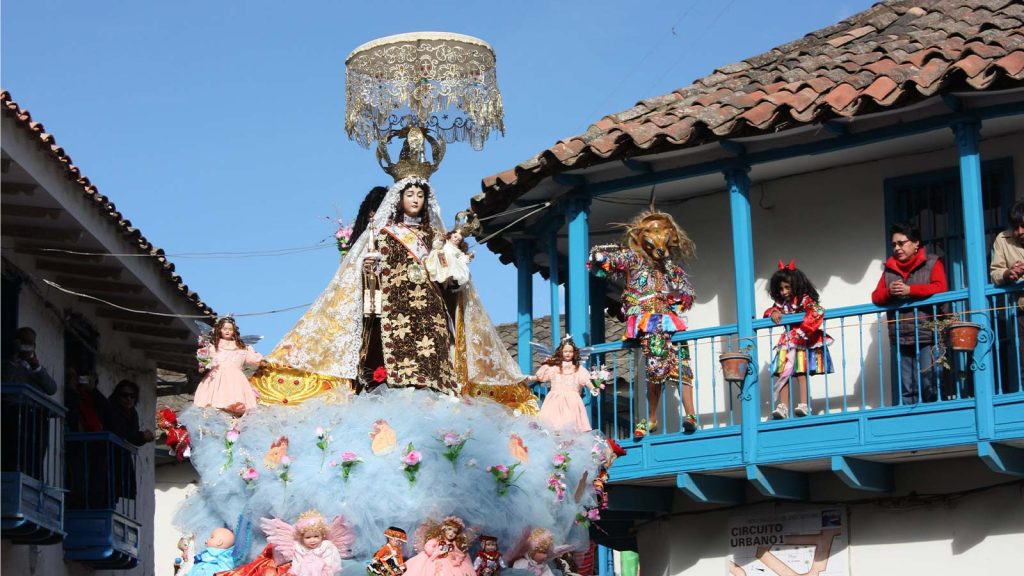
[871,223,949,405]
[989,200,1024,387]
[104,380,155,504]
[64,368,113,508]
[2,326,57,394]
[65,369,111,433]
[1,326,57,478]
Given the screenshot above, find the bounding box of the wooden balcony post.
[952,119,995,440]
[515,240,534,376]
[547,228,562,345]
[566,193,592,348]
[725,165,759,463]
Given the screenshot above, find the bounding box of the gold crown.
[452,210,481,239]
[376,125,446,182]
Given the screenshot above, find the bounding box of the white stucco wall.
[154,463,199,576]
[633,457,1024,576]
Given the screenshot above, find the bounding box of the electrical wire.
[42,279,310,319]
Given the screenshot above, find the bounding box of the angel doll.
[424,228,473,289]
[193,316,265,416]
[260,510,355,576]
[403,516,476,576]
[527,337,600,433]
[508,529,571,576]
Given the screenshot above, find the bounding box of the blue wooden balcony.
[63,432,141,569]
[1,383,66,544]
[588,286,1024,500]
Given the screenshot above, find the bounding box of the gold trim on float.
[250,363,353,406]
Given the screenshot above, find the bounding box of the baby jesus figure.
[424,229,473,289]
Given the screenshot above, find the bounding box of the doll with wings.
[259,510,355,576]
[193,316,266,416]
[525,336,603,433]
[505,528,576,576]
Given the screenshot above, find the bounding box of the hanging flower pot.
[719,352,752,383]
[946,321,982,352]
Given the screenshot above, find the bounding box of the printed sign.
[727,507,847,576]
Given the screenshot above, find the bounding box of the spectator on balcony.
[105,379,155,502]
[65,369,111,433]
[990,199,1024,384]
[2,327,57,394]
[106,379,155,446]
[64,368,115,509]
[2,326,57,478]
[871,223,949,405]
[764,262,834,420]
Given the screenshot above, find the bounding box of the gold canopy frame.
[345,31,506,166]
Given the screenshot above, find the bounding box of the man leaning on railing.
[989,200,1024,390]
[1,326,58,478]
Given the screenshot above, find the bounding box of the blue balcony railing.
[586,285,1024,481]
[0,382,66,544]
[63,432,141,569]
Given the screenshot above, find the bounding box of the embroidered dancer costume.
[589,246,696,388]
[763,294,834,391]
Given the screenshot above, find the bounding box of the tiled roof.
[1,90,216,318]
[476,0,1024,212]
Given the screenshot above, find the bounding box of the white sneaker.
[794,403,809,417]
[772,403,788,420]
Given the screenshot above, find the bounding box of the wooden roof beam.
[95,307,176,325]
[112,322,190,340]
[55,275,144,294]
[2,225,82,242]
[35,259,123,279]
[130,339,198,355]
[2,203,63,219]
[1,182,38,196]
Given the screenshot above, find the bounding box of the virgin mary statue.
[251,173,536,412]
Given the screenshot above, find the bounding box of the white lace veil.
[267,177,524,389]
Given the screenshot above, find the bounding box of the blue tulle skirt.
[175,387,606,565]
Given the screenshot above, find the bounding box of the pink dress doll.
[193,317,263,414]
[404,516,476,576]
[529,339,599,433]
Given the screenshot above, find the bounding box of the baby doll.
[186,527,235,576]
[368,526,408,576]
[261,510,355,576]
[424,229,473,288]
[403,516,475,576]
[473,535,506,576]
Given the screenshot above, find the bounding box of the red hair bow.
[777,259,796,270]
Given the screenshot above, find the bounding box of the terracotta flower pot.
[946,322,982,352]
[719,352,751,382]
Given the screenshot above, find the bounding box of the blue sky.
[2,0,872,353]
